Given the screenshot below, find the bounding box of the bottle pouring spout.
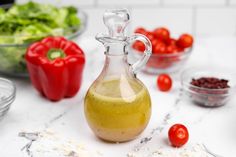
[96,8,152,74]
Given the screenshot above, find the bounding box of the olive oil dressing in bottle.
[84,9,152,142]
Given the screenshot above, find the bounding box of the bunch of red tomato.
[133,27,194,54]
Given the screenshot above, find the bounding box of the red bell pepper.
[25,36,85,101]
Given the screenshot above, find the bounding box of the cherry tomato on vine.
[168,124,189,147]
[157,74,172,91]
[153,27,170,42]
[177,34,193,48]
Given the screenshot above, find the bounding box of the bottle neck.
[101,54,132,80]
[105,42,127,55]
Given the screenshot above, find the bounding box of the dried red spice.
[189,77,230,107]
[190,77,230,89]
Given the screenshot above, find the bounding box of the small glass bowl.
[131,47,192,74]
[181,67,236,107]
[0,78,16,120]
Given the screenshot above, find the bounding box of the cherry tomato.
[157,74,172,91]
[167,38,177,46]
[177,47,184,53]
[151,39,158,50]
[177,34,194,48]
[151,39,161,51]
[153,27,170,42]
[132,41,145,52]
[145,31,155,41]
[168,124,189,147]
[134,27,147,35]
[153,42,166,54]
[166,45,178,54]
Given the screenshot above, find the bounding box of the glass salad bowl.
[181,67,236,107]
[0,9,87,77]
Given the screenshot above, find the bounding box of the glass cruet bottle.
[84,9,152,142]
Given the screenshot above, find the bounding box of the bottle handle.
[127,34,152,74]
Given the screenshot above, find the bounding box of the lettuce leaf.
[0,2,81,44]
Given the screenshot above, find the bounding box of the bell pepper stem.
[47,49,66,61]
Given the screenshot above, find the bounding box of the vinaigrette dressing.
[85,78,151,142]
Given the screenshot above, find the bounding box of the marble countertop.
[0,36,235,157]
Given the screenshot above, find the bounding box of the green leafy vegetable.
[0,2,82,74]
[0,2,81,44]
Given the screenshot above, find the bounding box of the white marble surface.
[0,36,236,157]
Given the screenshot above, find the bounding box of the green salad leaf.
[0,2,82,74]
[0,2,81,44]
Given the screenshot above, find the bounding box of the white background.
[16,0,236,37]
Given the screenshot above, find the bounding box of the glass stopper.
[103,9,130,39]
